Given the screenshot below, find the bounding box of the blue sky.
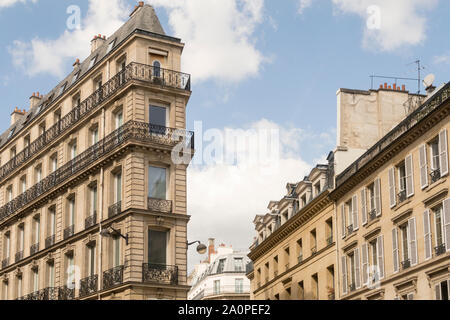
[1,0,450,267]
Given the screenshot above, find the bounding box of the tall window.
[148,230,167,265]
[433,205,444,247]
[235,279,244,293]
[149,105,166,128]
[114,172,122,203]
[18,224,24,253]
[297,239,303,262]
[32,269,39,292]
[87,245,96,277]
[90,185,98,215]
[217,259,226,274]
[3,281,8,300]
[430,139,440,172]
[397,162,407,192]
[115,111,123,129]
[90,127,99,145]
[50,154,58,172]
[33,216,40,246]
[400,224,409,263]
[70,141,77,160]
[48,207,56,237]
[298,281,304,300]
[312,273,319,300]
[435,280,450,300]
[113,236,120,268]
[4,232,10,260]
[153,61,161,78]
[66,254,75,287]
[148,166,167,200]
[20,176,27,193]
[68,197,76,227]
[47,262,55,288]
[17,276,22,299]
[7,186,13,202]
[35,166,42,183]
[234,258,244,272]
[213,280,220,295]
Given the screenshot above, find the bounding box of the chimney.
[402,84,406,91]
[29,92,42,109]
[11,107,26,126]
[130,1,145,17]
[91,34,106,53]
[207,238,216,263]
[73,58,80,69]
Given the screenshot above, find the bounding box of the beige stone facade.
[0,4,193,300]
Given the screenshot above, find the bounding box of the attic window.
[36,104,42,114]
[106,39,116,54]
[58,83,67,96]
[71,71,80,85]
[8,127,16,139]
[88,56,97,69]
[23,113,33,125]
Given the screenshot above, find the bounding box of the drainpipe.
[97,107,106,300]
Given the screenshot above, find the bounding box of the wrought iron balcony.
[274,270,278,277]
[311,246,317,255]
[108,201,122,218]
[0,121,194,225]
[58,285,75,300]
[285,263,290,270]
[103,265,124,290]
[79,274,98,298]
[298,254,303,264]
[39,287,58,300]
[0,62,191,186]
[148,197,172,213]
[327,236,333,246]
[142,263,178,285]
[64,225,75,240]
[398,190,407,204]
[15,251,23,263]
[368,209,377,222]
[347,224,354,235]
[25,291,40,300]
[430,168,441,184]
[1,258,9,269]
[85,211,97,229]
[45,234,55,248]
[349,283,356,292]
[401,259,411,270]
[435,243,446,256]
[30,243,39,256]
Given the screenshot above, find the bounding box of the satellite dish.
[423,74,435,88]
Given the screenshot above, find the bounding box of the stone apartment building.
[247,82,450,300]
[0,3,194,300]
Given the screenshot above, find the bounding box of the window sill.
[343,232,357,242]
[393,198,412,212]
[364,217,380,229]
[425,177,447,194]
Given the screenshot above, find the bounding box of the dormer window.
[7,127,15,140]
[71,71,80,85]
[58,82,67,96]
[314,181,321,196]
[106,39,116,54]
[88,56,97,69]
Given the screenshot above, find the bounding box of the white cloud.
[433,53,450,66]
[298,0,438,52]
[187,119,333,270]
[148,0,266,83]
[0,0,36,9]
[298,0,313,14]
[9,0,129,77]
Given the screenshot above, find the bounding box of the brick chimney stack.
[91,34,106,53]
[207,238,216,263]
[130,1,145,17]
[11,107,26,126]
[29,92,42,109]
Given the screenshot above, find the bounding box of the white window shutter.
[388,167,396,208]
[408,218,418,266]
[342,255,348,295]
[392,228,399,273]
[341,204,346,239]
[361,243,368,285]
[405,154,414,197]
[435,284,441,300]
[419,144,429,189]
[354,248,361,289]
[361,188,367,226]
[352,194,359,230]
[439,129,449,176]
[423,210,432,260]
[443,198,450,252]
[377,235,385,279]
[375,178,382,217]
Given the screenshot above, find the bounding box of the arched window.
[153,61,161,78]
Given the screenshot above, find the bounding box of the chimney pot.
[384,83,387,89]
[393,84,397,90]
[379,84,383,89]
[402,85,406,91]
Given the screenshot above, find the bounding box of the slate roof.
[0,5,177,150]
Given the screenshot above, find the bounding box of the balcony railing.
[63,225,75,240]
[0,62,191,186]
[336,82,450,188]
[40,287,58,300]
[326,236,333,246]
[274,270,278,277]
[1,258,9,269]
[430,168,441,184]
[311,246,317,255]
[142,264,178,285]
[79,274,98,298]
[148,197,173,213]
[401,259,411,270]
[435,243,446,256]
[298,254,303,264]
[15,251,23,263]
[368,209,377,222]
[30,243,39,256]
[45,234,55,248]
[25,291,40,300]
[0,121,194,225]
[349,283,356,292]
[108,201,122,218]
[85,211,97,229]
[58,285,75,300]
[347,224,354,236]
[398,190,407,204]
[103,265,124,290]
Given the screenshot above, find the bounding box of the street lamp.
[101,226,129,245]
[187,241,207,254]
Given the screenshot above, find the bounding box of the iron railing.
[311,246,317,255]
[401,259,411,270]
[298,254,303,264]
[327,236,333,246]
[142,263,178,285]
[58,285,75,300]
[79,274,98,298]
[398,190,407,204]
[430,168,441,184]
[40,287,58,300]
[108,201,122,218]
[435,243,446,256]
[148,197,172,213]
[63,225,75,240]
[85,211,97,229]
[349,283,356,292]
[25,291,40,300]
[45,235,55,248]
[347,225,354,236]
[274,270,278,277]
[0,121,194,225]
[336,82,450,187]
[368,209,377,222]
[103,265,124,290]
[30,243,39,256]
[1,258,9,269]
[0,62,191,184]
[15,251,23,263]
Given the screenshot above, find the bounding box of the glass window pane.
[148,166,166,199]
[148,230,167,265]
[149,106,166,127]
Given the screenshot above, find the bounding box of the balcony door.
[149,105,167,134]
[148,230,167,266]
[148,166,167,200]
